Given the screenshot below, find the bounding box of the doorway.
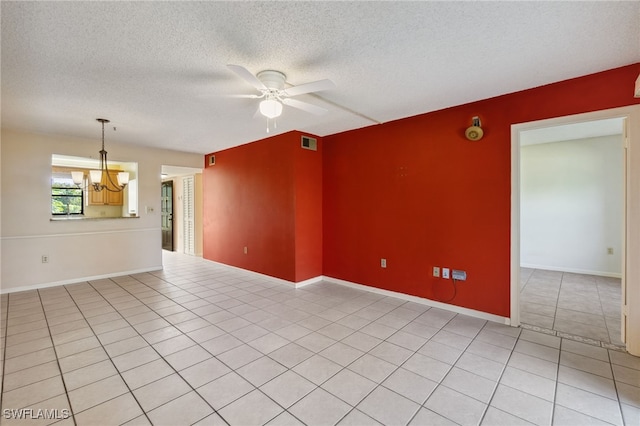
[519,118,624,346]
[511,105,640,356]
[161,181,174,251]
[160,165,204,256]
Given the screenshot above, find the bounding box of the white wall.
[520,135,623,276]
[0,129,203,293]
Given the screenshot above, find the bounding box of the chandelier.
[71,118,129,192]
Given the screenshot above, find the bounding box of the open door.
[161,181,174,251]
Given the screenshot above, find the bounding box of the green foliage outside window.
[51,177,83,215]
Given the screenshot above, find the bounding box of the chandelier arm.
[93,118,126,192]
[102,156,124,191]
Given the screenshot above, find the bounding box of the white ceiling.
[520,118,625,146]
[2,2,639,155]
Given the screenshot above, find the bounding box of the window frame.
[51,174,84,216]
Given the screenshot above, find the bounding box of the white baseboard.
[2,256,508,328]
[202,259,323,289]
[520,263,621,279]
[0,266,163,294]
[323,276,511,325]
[201,262,510,325]
[294,276,324,288]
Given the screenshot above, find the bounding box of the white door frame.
[510,105,640,356]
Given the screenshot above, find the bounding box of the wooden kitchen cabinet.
[88,170,124,206]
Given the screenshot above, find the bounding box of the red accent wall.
[294,138,323,282]
[202,64,639,316]
[203,131,322,282]
[323,63,640,317]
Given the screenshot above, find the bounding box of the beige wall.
[0,129,203,292]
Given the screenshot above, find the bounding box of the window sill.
[50,215,140,221]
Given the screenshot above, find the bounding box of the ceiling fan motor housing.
[257,70,286,90]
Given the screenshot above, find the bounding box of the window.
[51,173,83,215]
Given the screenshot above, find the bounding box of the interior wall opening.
[518,118,625,347]
[161,165,204,257]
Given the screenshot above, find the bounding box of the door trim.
[510,105,640,356]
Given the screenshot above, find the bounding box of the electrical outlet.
[433,266,440,277]
[42,255,49,264]
[381,258,387,268]
[607,247,614,255]
[452,270,467,281]
[244,246,248,254]
[442,268,450,279]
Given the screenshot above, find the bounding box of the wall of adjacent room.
[520,135,624,277]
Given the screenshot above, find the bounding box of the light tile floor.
[520,268,624,348]
[0,253,638,425]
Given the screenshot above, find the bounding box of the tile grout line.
[60,281,154,425]
[83,276,225,425]
[552,270,564,334]
[0,294,9,418]
[109,272,304,424]
[140,268,441,424]
[104,272,333,423]
[607,346,627,425]
[402,313,470,426]
[522,269,626,352]
[475,327,516,426]
[158,259,638,425]
[35,288,77,425]
[141,271,390,424]
[550,336,564,426]
[123,271,363,425]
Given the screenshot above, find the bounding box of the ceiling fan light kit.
[259,98,283,119]
[465,116,484,141]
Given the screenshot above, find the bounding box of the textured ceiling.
[2,1,639,155]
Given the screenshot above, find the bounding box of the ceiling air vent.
[301,136,317,151]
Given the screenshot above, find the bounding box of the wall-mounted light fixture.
[465,116,484,141]
[71,118,129,192]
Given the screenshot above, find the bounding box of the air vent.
[301,136,317,151]
[208,155,216,166]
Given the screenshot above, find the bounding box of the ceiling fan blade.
[283,79,335,97]
[198,93,261,99]
[224,94,261,99]
[282,98,328,115]
[227,64,267,91]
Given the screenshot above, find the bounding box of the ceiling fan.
[227,64,335,130]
